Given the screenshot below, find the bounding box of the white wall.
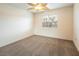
[73,4,79,51]
[0,4,33,47]
[34,6,73,40]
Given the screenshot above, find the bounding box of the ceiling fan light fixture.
[34,5,45,11]
[27,3,49,12]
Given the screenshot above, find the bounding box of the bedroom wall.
[34,6,73,40]
[0,4,33,47]
[73,4,79,51]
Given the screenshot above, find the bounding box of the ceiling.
[0,3,73,13]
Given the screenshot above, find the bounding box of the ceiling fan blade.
[27,8,35,10]
[27,3,35,6]
[27,3,40,6]
[40,7,49,10]
[42,3,47,6]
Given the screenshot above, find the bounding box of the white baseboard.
[34,34,72,41]
[0,32,33,47]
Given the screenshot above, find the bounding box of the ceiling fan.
[26,3,49,12]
